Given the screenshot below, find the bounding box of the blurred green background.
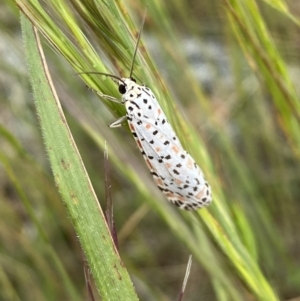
[1,0,300,300]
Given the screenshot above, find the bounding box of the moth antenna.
[129,8,147,78]
[77,71,125,84]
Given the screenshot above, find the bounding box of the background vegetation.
[1,0,300,300]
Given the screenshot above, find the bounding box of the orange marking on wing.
[155,147,161,152]
[171,145,180,154]
[137,140,142,149]
[165,163,172,169]
[187,158,194,169]
[165,192,173,198]
[146,159,153,169]
[175,179,183,185]
[166,193,185,202]
[158,108,161,115]
[129,124,135,131]
[195,188,205,200]
[145,123,151,129]
[154,178,164,186]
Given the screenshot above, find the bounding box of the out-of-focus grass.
[0,0,299,300]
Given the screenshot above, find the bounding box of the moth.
[84,14,212,210]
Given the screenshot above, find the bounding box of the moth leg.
[96,91,121,104]
[110,115,127,128]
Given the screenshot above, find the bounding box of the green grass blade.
[21,14,138,301]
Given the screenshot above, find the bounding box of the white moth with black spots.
[83,14,212,210]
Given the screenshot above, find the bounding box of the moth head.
[118,77,136,95]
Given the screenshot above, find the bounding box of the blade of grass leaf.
[176,255,192,301]
[21,14,139,301]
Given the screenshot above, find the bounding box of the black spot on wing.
[151,171,159,177]
[173,169,180,175]
[143,89,150,96]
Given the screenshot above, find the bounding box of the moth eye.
[119,84,126,94]
[130,77,136,83]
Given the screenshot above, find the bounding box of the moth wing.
[130,117,212,210]
[128,120,174,194]
[127,88,184,149]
